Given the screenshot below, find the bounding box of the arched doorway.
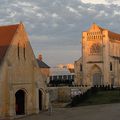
[15,90,25,115]
[93,72,102,86]
[39,90,42,111]
[91,65,102,86]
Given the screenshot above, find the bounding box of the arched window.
[110,62,112,71]
[80,64,82,71]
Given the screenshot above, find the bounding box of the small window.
[68,75,71,79]
[18,43,20,59]
[23,44,26,60]
[53,76,57,80]
[110,62,112,71]
[50,76,52,81]
[63,75,67,80]
[80,64,82,71]
[58,76,62,80]
[71,75,74,79]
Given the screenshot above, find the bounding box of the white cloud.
[9,11,16,18]
[22,7,36,14]
[81,0,120,6]
[111,0,120,5]
[6,9,16,18]
[66,6,81,17]
[78,5,84,9]
[11,3,19,7]
[81,0,107,4]
[17,2,33,7]
[96,10,108,17]
[52,13,59,18]
[36,13,44,18]
[87,7,96,13]
[114,10,120,15]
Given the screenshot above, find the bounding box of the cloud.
[81,0,107,4]
[66,6,81,17]
[0,0,120,66]
[81,0,120,6]
[52,13,59,18]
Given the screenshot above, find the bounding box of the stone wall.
[48,86,90,103]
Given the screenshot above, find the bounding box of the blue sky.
[1,0,120,66]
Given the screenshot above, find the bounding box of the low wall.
[48,86,91,103]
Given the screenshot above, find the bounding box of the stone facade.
[74,57,82,85]
[37,54,50,84]
[75,23,120,87]
[0,23,49,119]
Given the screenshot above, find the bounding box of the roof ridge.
[0,23,19,28]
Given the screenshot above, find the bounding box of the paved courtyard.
[17,103,120,120]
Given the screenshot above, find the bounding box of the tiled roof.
[36,59,50,68]
[0,24,19,62]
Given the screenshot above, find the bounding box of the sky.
[0,0,120,67]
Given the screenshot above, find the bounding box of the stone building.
[37,54,50,78]
[37,54,50,84]
[49,67,74,86]
[74,23,120,87]
[0,22,49,118]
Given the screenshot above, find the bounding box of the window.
[50,76,52,81]
[18,43,20,59]
[58,76,62,80]
[90,43,101,54]
[63,75,67,80]
[71,75,74,79]
[53,76,57,80]
[80,64,82,71]
[23,44,26,60]
[110,62,112,71]
[68,75,71,80]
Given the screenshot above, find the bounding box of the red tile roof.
[0,24,19,62]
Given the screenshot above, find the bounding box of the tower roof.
[0,23,19,62]
[88,23,105,31]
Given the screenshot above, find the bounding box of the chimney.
[38,54,42,61]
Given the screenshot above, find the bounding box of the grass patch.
[69,89,120,107]
[81,91,120,105]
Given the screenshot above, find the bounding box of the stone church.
[0,22,49,118]
[74,23,120,87]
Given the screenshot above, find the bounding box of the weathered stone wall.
[48,86,90,103]
[75,23,120,87]
[74,58,83,85]
[0,23,49,118]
